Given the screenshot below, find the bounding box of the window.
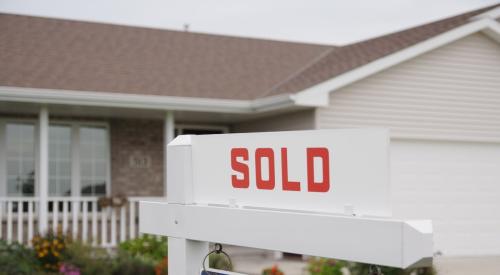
[80,126,108,196]
[6,123,35,197]
[49,125,72,196]
[1,120,110,198]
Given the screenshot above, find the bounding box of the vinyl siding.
[317,33,500,143]
[232,109,315,133]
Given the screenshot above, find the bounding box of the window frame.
[2,120,36,197]
[0,118,111,198]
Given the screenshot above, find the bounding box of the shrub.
[262,264,284,275]
[112,250,156,275]
[349,262,437,275]
[308,258,347,275]
[61,242,113,275]
[118,234,167,263]
[0,240,38,275]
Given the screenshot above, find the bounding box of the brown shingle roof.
[0,13,330,100]
[1,4,498,101]
[265,4,500,96]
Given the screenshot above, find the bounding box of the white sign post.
[140,129,433,274]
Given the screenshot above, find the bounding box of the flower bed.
[0,232,167,275]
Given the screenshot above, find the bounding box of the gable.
[317,33,500,142]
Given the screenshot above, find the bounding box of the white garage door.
[390,140,500,256]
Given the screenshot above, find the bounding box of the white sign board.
[183,129,390,216]
[141,129,433,274]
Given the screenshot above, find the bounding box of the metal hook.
[202,243,233,275]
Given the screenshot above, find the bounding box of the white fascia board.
[471,6,500,20]
[481,18,500,43]
[0,86,297,114]
[250,93,297,112]
[292,18,500,107]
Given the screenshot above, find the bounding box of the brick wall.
[110,119,164,196]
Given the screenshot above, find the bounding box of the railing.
[0,196,164,247]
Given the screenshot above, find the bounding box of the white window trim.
[0,118,111,198]
[0,119,37,198]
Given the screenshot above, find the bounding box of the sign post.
[140,129,433,274]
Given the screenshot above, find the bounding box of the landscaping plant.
[262,264,285,275]
[32,230,69,272]
[349,262,437,275]
[155,256,168,275]
[308,258,347,275]
[61,242,113,275]
[118,234,167,263]
[0,240,38,275]
[112,250,156,275]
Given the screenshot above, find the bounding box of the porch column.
[38,106,49,233]
[71,125,80,238]
[164,111,175,197]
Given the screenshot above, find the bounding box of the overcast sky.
[1,0,498,45]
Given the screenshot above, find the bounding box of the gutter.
[0,86,304,114]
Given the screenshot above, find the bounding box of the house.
[0,3,499,265]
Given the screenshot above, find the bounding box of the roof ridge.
[0,12,333,48]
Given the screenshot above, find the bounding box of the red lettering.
[281,148,300,191]
[231,148,249,188]
[307,147,330,192]
[255,148,275,190]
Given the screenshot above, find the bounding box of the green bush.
[349,262,437,275]
[308,258,347,275]
[112,250,156,275]
[0,240,39,275]
[62,242,113,275]
[118,234,167,264]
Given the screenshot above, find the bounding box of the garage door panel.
[391,140,500,256]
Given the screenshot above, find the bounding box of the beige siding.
[232,109,315,133]
[317,33,500,142]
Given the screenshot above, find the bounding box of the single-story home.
[0,3,499,266]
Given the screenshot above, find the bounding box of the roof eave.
[0,86,301,114]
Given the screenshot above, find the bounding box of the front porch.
[0,196,159,247]
[0,103,230,246]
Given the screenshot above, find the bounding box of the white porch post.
[38,106,49,234]
[164,111,175,197]
[71,125,80,238]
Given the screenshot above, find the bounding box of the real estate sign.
[140,129,433,274]
[188,129,390,217]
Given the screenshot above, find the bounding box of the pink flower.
[59,263,81,275]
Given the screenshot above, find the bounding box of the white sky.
[1,0,498,45]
